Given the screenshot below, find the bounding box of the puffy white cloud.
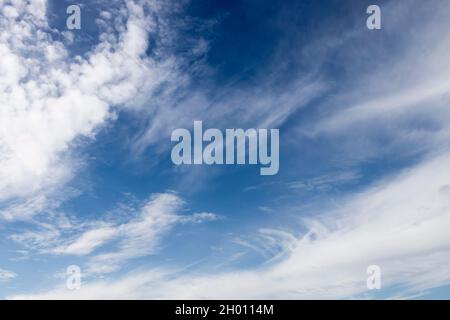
[0,0,180,217]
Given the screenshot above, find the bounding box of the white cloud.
[0,268,17,282]
[0,0,107,203]
[10,192,219,274]
[302,0,450,163]
[12,151,450,298]
[84,194,219,273]
[132,71,326,156]
[180,212,221,224]
[4,0,450,300]
[288,171,361,191]
[52,226,118,256]
[84,192,183,273]
[0,0,182,219]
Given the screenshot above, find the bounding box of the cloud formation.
[10,192,219,274]
[0,268,16,282]
[12,151,450,299]
[0,0,182,218]
[3,0,450,300]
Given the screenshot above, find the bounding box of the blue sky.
[1,0,450,299]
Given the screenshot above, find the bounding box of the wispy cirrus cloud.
[0,268,17,282]
[300,0,450,163]
[12,151,450,299]
[3,0,450,300]
[10,192,220,274]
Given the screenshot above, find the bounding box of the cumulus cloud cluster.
[0,0,179,216]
